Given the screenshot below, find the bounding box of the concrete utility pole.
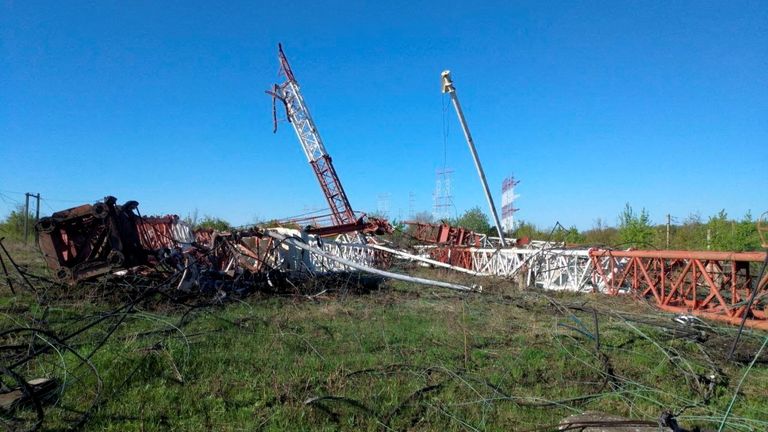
[440,70,506,247]
[34,193,40,242]
[23,193,41,244]
[23,194,29,244]
[666,214,671,249]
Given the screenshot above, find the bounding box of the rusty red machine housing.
[35,196,192,284]
[405,221,483,247]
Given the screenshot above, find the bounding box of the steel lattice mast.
[269,44,356,227]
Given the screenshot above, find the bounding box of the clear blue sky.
[1,1,766,229]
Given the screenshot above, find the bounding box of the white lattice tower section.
[270,44,356,226]
[501,176,520,233]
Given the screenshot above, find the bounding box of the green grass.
[1,251,767,431]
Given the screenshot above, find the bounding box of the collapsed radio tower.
[267,44,356,227]
[501,176,520,233]
[267,44,391,237]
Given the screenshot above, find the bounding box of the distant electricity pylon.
[377,193,391,219]
[432,168,454,221]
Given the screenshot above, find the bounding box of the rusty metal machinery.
[405,221,484,247]
[36,197,147,283]
[35,197,195,284]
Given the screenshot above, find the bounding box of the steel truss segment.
[272,45,357,228]
[252,229,383,273]
[589,249,768,328]
[421,246,596,292]
[420,244,767,329]
[279,80,328,163]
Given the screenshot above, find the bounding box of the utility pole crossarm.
[441,70,506,247]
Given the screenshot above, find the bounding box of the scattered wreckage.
[32,196,473,296]
[30,196,768,332]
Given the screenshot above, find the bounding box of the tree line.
[402,204,765,252]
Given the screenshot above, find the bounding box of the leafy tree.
[196,216,231,231]
[453,206,492,234]
[617,203,654,248]
[583,218,619,246]
[564,225,586,244]
[707,210,732,250]
[735,212,761,251]
[513,220,542,240]
[669,212,705,250]
[410,211,434,224]
[0,205,34,239]
[706,210,760,251]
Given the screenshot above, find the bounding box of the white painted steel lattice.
[270,44,356,226]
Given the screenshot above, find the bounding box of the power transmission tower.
[432,168,454,221]
[376,193,391,219]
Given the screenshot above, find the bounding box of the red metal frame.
[137,216,185,250]
[429,247,474,269]
[406,221,482,247]
[590,249,768,329]
[309,155,356,226]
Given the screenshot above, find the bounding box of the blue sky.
[1,1,766,229]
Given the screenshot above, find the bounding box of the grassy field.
[1,241,767,431]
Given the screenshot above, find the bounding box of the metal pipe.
[23,193,29,244]
[368,243,483,276]
[34,193,40,243]
[441,70,506,247]
[266,230,478,292]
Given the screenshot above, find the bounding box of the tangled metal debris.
[35,196,195,285]
[31,197,471,296]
